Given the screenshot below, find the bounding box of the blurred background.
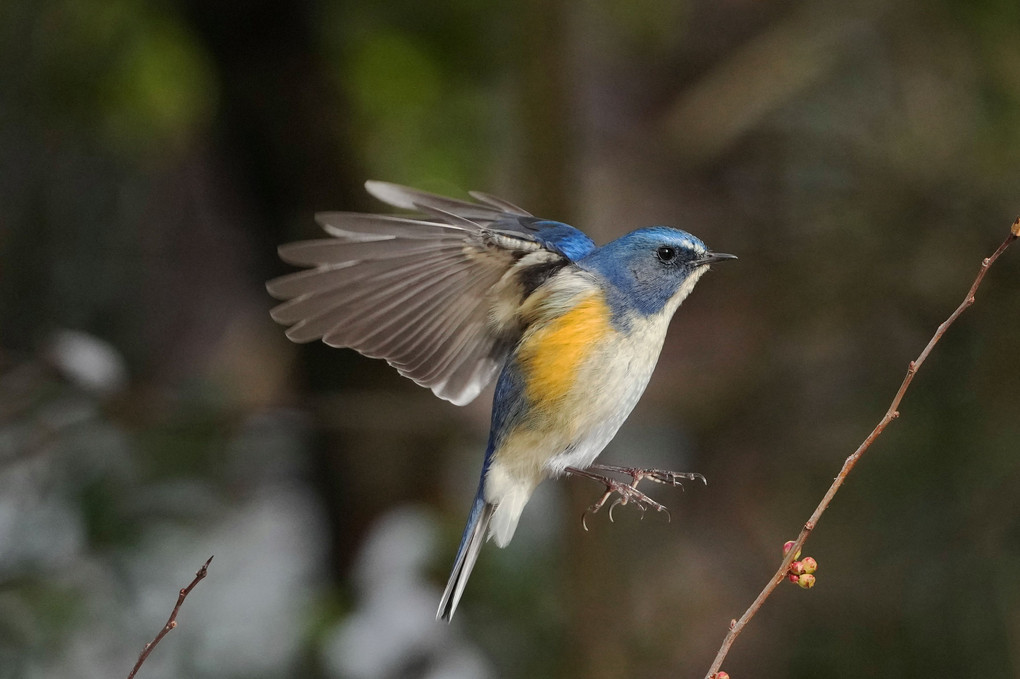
[2,0,1020,676]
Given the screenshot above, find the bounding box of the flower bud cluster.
[783,541,817,589]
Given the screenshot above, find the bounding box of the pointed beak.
[698,252,738,265]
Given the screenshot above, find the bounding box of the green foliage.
[318,0,508,189]
[3,0,215,158]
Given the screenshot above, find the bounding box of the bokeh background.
[2,0,1020,677]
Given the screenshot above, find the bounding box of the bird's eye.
[656,245,677,262]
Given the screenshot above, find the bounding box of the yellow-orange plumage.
[517,292,612,408]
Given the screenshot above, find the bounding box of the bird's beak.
[698,252,738,265]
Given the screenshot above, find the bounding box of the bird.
[266,181,736,621]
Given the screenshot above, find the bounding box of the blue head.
[579,226,736,321]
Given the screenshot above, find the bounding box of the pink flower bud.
[714,673,730,679]
[789,560,805,576]
[782,540,801,560]
[788,573,799,583]
[801,556,817,574]
[797,573,816,589]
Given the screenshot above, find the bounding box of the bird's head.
[580,226,736,320]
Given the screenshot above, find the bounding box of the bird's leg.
[586,463,707,491]
[566,466,675,530]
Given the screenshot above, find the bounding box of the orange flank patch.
[518,293,612,407]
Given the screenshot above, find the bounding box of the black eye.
[656,245,677,262]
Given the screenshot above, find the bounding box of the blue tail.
[437,494,494,621]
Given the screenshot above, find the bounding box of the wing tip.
[364,180,416,210]
[283,326,322,344]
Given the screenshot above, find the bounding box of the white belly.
[543,319,667,475]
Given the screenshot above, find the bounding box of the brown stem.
[704,223,1018,679]
[127,556,214,679]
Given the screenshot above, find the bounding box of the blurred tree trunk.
[515,0,574,219]
[174,0,382,587]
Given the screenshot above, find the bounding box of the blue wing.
[500,218,596,262]
[267,181,595,406]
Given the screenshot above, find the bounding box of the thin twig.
[128,556,214,679]
[704,221,1019,679]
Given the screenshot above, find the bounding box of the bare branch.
[704,222,1018,678]
[128,556,214,679]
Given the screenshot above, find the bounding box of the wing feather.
[278,237,460,267]
[269,250,464,301]
[282,255,467,342]
[467,190,532,216]
[323,263,475,349]
[393,278,492,379]
[365,181,510,222]
[315,212,470,239]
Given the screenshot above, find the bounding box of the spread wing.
[267,181,597,405]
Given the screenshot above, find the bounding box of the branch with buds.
[127,556,214,679]
[704,218,1019,678]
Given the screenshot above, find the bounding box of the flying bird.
[267,181,735,620]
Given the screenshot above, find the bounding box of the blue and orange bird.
[267,182,735,620]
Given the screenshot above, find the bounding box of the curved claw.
[608,497,623,522]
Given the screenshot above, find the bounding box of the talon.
[608,497,625,522]
[566,463,702,528]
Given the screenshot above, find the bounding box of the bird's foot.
[566,465,704,530]
[587,464,707,490]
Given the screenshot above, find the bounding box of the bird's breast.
[509,289,669,461]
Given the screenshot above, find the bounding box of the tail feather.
[487,481,529,547]
[437,497,494,621]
